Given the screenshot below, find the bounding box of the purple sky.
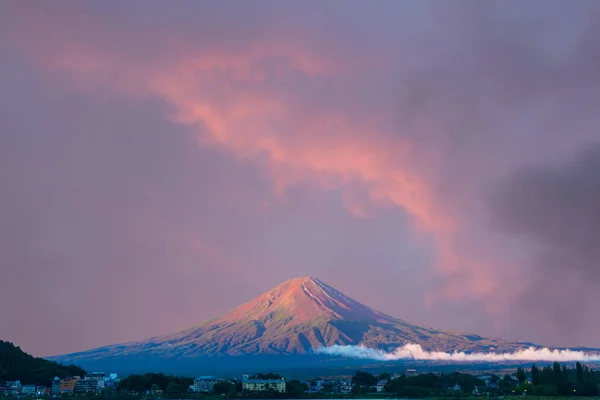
[1,0,600,357]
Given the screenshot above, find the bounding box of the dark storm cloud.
[490,146,600,345]
[491,146,600,276]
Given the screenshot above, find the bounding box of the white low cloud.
[316,344,600,362]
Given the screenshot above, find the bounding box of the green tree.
[150,383,161,392]
[517,368,526,385]
[395,385,431,398]
[552,362,564,394]
[378,372,391,381]
[214,381,235,395]
[0,340,86,385]
[118,373,192,393]
[576,380,599,396]
[286,379,307,396]
[322,383,334,393]
[576,362,584,384]
[384,377,404,394]
[531,365,541,386]
[165,382,187,396]
[352,371,378,386]
[498,374,515,392]
[562,364,569,381]
[584,365,593,381]
[531,384,559,396]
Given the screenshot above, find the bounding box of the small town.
[2,363,599,399]
[0,369,503,397]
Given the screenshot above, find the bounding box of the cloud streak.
[317,344,600,362]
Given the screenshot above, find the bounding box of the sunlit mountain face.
[54,277,535,361]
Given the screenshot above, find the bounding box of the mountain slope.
[54,277,535,361]
[0,340,85,384]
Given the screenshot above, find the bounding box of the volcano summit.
[54,277,534,364]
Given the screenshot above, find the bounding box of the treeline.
[385,371,484,397]
[118,372,193,395]
[525,362,599,396]
[0,340,85,385]
[352,370,485,397]
[351,363,600,398]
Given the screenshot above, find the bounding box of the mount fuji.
[51,277,536,369]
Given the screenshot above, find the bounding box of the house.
[307,380,322,394]
[376,380,388,392]
[307,385,322,393]
[21,385,37,395]
[76,378,100,393]
[338,380,353,394]
[193,376,223,392]
[242,375,286,393]
[453,384,462,391]
[89,372,106,390]
[76,372,106,393]
[52,377,61,394]
[10,381,22,395]
[104,373,119,387]
[60,376,80,394]
[321,379,337,390]
[0,382,14,396]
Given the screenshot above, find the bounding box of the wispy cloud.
[317,344,600,362]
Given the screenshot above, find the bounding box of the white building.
[21,385,36,395]
[242,375,286,393]
[338,380,353,394]
[193,376,223,392]
[376,380,388,392]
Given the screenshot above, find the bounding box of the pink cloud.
[1,1,516,314]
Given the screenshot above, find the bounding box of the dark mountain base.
[51,354,600,379]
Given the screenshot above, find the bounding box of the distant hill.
[52,277,536,363]
[0,340,85,384]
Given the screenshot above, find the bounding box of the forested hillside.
[0,340,85,384]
